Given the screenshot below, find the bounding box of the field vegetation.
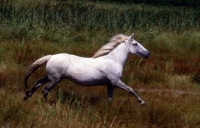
[0,0,200,127]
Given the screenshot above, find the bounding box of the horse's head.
[126,33,150,59]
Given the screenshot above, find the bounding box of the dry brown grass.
[0,30,200,127]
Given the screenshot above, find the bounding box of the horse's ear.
[130,33,134,38]
[126,33,134,44]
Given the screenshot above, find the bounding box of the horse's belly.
[71,78,108,86]
[65,69,108,86]
[68,76,108,86]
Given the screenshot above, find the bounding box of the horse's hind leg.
[42,79,60,101]
[24,76,49,100]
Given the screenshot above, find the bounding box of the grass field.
[0,0,200,128]
[1,30,200,128]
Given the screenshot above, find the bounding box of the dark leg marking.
[24,76,49,100]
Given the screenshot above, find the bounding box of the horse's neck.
[107,43,129,66]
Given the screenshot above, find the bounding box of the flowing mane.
[93,34,129,58]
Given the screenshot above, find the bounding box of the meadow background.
[0,0,200,127]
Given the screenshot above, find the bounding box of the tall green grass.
[0,0,200,41]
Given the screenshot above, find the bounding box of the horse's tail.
[24,55,52,90]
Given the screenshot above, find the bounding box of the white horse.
[24,33,150,106]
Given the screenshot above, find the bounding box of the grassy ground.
[0,0,200,127]
[0,30,200,127]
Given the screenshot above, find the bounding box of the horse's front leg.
[115,80,147,106]
[107,84,114,100]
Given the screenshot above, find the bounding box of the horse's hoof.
[108,97,112,101]
[24,92,30,101]
[24,95,28,101]
[140,102,147,107]
[140,100,147,107]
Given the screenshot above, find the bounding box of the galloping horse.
[24,33,150,106]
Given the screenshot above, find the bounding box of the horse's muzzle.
[143,52,150,59]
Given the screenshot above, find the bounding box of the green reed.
[0,0,200,41]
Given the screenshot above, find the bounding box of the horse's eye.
[133,43,138,46]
